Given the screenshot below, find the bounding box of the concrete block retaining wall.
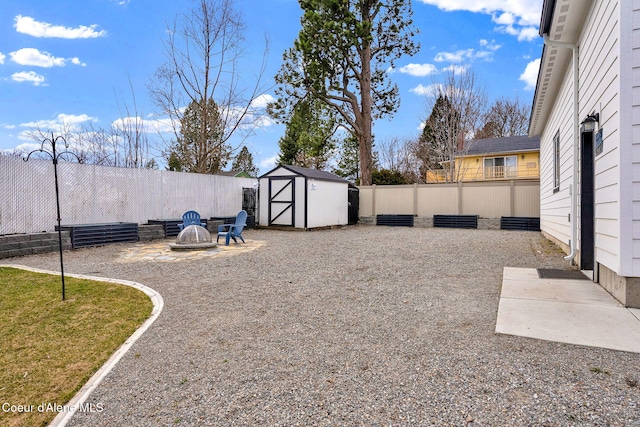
[1,224,168,259]
[138,224,165,241]
[0,231,72,259]
[361,216,501,230]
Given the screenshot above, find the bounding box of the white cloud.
[10,48,68,67]
[479,39,501,51]
[515,26,540,42]
[434,46,497,63]
[519,58,540,90]
[12,71,46,86]
[392,63,438,77]
[494,11,516,25]
[434,49,474,63]
[250,93,275,108]
[144,116,176,135]
[20,113,97,130]
[0,52,5,64]
[112,115,177,135]
[410,83,436,96]
[418,0,542,26]
[259,155,277,170]
[418,0,542,41]
[70,57,87,66]
[14,15,107,39]
[441,64,467,74]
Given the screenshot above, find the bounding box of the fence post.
[510,180,515,216]
[458,181,463,214]
[371,184,376,217]
[413,183,418,217]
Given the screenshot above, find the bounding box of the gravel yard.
[6,226,640,426]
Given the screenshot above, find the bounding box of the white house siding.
[628,0,640,276]
[539,61,574,249]
[539,0,630,275]
[582,0,623,273]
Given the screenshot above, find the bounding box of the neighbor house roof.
[461,135,540,157]
[260,164,348,183]
[217,170,253,178]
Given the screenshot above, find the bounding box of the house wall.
[539,62,574,253]
[456,152,540,181]
[626,0,640,277]
[584,0,624,274]
[539,0,626,273]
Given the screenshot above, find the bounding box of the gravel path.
[7,226,640,426]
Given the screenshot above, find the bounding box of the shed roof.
[260,165,348,183]
[462,135,540,156]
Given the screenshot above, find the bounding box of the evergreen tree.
[164,98,231,174]
[333,134,360,183]
[372,168,408,185]
[231,146,259,177]
[276,98,337,169]
[269,0,419,185]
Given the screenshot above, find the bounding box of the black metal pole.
[52,154,66,301]
[24,133,80,301]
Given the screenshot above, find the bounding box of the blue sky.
[0,0,543,172]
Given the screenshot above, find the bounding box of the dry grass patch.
[0,267,153,427]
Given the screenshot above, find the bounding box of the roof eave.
[529,0,591,136]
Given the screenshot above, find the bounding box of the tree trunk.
[358,1,374,186]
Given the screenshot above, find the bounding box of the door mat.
[536,268,589,280]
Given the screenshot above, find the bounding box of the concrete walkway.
[496,267,640,353]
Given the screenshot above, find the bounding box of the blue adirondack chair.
[178,210,207,231]
[217,210,247,245]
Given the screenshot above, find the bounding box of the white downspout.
[543,34,579,263]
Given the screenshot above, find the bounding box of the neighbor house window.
[553,130,560,192]
[483,155,517,179]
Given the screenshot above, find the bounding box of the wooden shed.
[258,165,351,229]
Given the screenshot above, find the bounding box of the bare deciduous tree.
[419,69,487,183]
[475,96,530,139]
[148,0,269,174]
[23,77,155,168]
[377,136,422,183]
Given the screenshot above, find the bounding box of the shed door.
[269,177,295,226]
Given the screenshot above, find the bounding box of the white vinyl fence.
[1,155,256,235]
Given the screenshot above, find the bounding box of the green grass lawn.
[0,267,153,427]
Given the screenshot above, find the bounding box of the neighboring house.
[217,170,253,178]
[425,135,540,183]
[529,0,640,307]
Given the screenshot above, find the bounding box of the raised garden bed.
[433,215,478,229]
[56,222,138,249]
